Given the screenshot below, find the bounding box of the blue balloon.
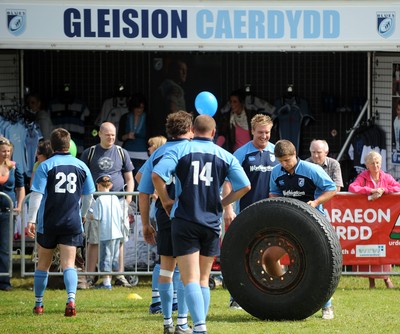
[195,91,218,117]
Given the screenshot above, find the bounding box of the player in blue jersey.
[152,115,251,334]
[26,128,96,317]
[268,139,337,320]
[139,135,167,315]
[224,114,277,215]
[269,139,337,213]
[136,110,193,334]
[222,113,278,309]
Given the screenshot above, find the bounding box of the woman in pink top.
[216,89,255,153]
[349,151,400,288]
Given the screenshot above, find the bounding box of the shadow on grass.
[207,310,311,324]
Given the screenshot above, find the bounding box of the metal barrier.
[0,191,14,278]
[19,193,31,277]
[342,265,399,276]
[15,191,400,280]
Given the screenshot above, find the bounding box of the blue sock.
[201,285,210,316]
[34,269,48,307]
[172,267,180,305]
[323,298,332,308]
[152,264,161,305]
[63,267,77,303]
[159,282,173,320]
[185,282,206,329]
[177,280,188,328]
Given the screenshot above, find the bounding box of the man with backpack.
[80,122,135,288]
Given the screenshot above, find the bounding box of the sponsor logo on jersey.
[377,12,395,38]
[282,190,305,197]
[249,165,273,172]
[7,9,26,36]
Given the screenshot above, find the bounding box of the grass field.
[0,274,398,334]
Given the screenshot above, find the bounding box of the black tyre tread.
[221,197,342,320]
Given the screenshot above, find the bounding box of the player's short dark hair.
[165,110,193,138]
[50,128,71,152]
[274,139,296,158]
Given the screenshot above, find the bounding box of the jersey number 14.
[192,161,213,186]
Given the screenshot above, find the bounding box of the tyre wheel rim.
[246,229,305,294]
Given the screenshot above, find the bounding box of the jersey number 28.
[55,172,77,193]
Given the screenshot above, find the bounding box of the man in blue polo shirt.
[152,115,250,334]
[225,114,277,212]
[269,139,337,320]
[223,113,278,309]
[27,128,95,317]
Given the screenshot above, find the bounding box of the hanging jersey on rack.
[348,123,386,173]
[0,111,42,177]
[273,96,314,154]
[48,97,90,156]
[95,96,129,146]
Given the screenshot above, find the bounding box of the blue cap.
[95,174,112,183]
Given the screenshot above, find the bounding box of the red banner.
[324,193,400,265]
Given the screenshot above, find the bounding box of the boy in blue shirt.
[91,175,123,290]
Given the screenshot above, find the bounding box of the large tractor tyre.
[221,197,342,320]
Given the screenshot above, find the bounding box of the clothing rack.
[0,104,25,124]
[337,100,369,162]
[346,110,378,134]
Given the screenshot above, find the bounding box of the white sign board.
[1,1,400,51]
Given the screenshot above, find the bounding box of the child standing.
[92,175,123,289]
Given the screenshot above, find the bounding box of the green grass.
[1,275,399,334]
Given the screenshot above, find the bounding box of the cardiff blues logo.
[270,154,275,162]
[298,178,305,187]
[377,12,395,38]
[7,9,26,36]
